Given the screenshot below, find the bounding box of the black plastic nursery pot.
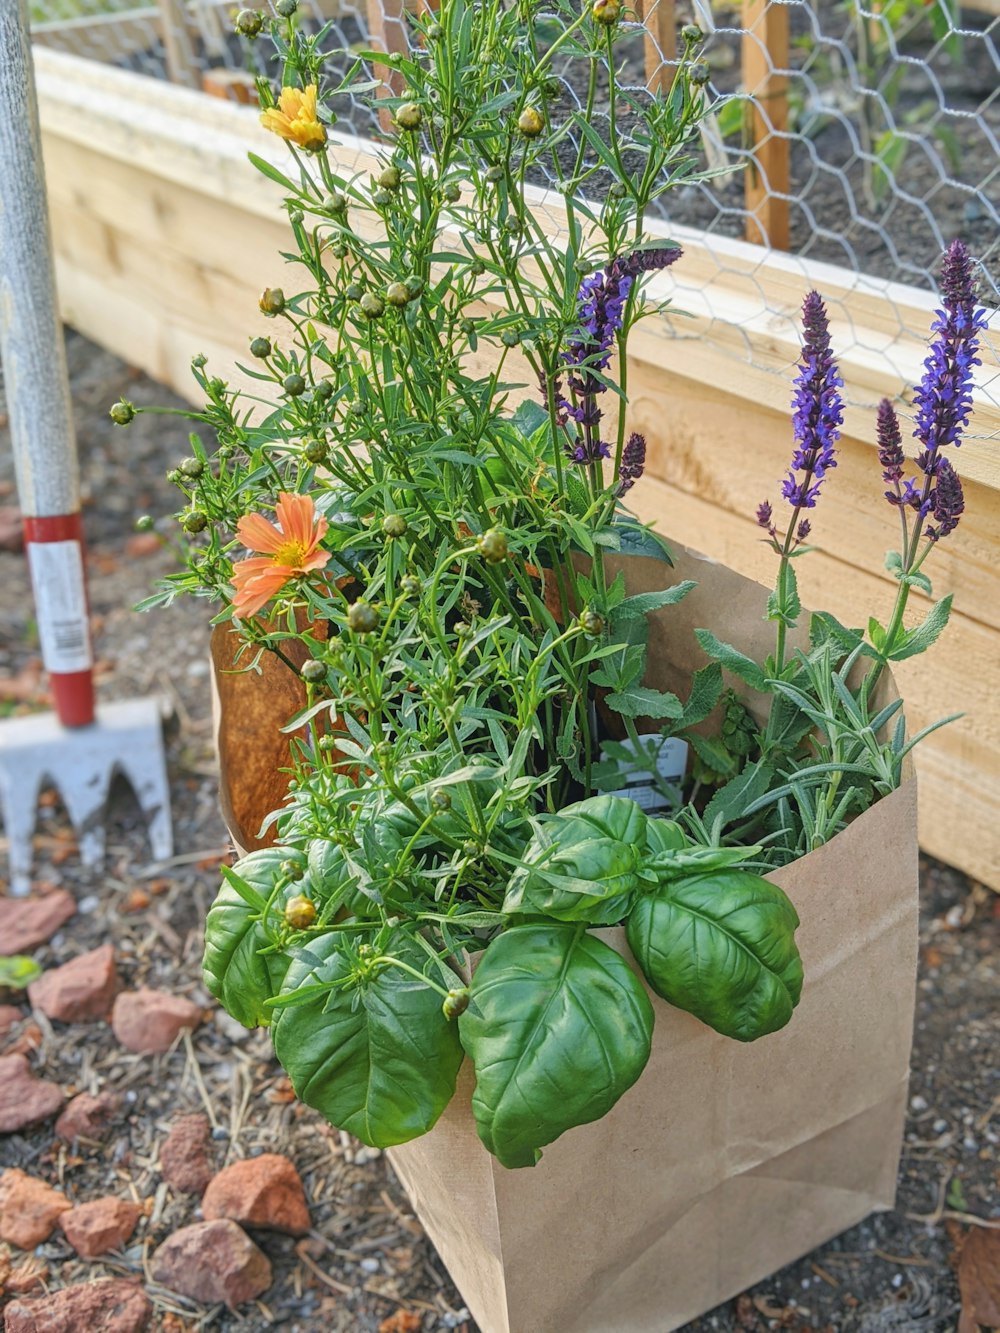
[212,545,918,1333]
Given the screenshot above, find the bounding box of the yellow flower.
[260,85,327,151]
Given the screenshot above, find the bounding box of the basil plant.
[206,793,801,1168]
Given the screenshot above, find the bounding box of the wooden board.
[33,48,1000,888]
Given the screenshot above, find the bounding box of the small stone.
[160,1113,213,1195]
[3,1277,151,1332]
[0,1169,70,1248]
[202,1153,310,1236]
[111,988,202,1054]
[0,891,75,953]
[0,1054,63,1134]
[1,1016,42,1057]
[150,1219,272,1307]
[27,944,117,1023]
[77,895,100,915]
[60,1196,141,1259]
[55,1091,122,1144]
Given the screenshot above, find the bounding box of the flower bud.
[109,399,135,426]
[477,528,508,563]
[318,734,338,752]
[250,336,272,358]
[135,515,155,532]
[345,281,365,301]
[688,62,710,86]
[182,510,208,533]
[400,574,421,598]
[485,165,505,183]
[542,77,563,100]
[378,166,401,189]
[276,0,298,14]
[460,318,476,335]
[360,293,385,319]
[283,373,307,396]
[442,987,470,1020]
[180,457,204,479]
[259,287,285,316]
[284,894,316,929]
[191,353,208,369]
[301,658,327,682]
[382,513,407,538]
[385,281,410,308]
[404,275,424,298]
[426,20,443,38]
[166,469,183,485]
[372,188,393,207]
[430,790,452,811]
[442,181,461,203]
[289,208,304,226]
[234,8,263,37]
[313,379,334,401]
[579,609,605,636]
[592,0,620,23]
[325,191,349,214]
[395,103,423,131]
[681,22,704,43]
[517,107,544,138]
[470,259,486,276]
[347,600,378,633]
[500,328,521,348]
[503,213,522,234]
[304,438,328,463]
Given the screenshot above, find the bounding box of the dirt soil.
[1,332,998,1331]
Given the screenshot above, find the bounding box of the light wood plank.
[741,0,790,250]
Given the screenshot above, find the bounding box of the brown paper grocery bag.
[388,545,918,1333]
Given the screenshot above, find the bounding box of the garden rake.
[0,2,172,895]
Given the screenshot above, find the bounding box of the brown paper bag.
[387,545,918,1333]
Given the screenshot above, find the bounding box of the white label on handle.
[27,540,93,674]
[601,734,689,812]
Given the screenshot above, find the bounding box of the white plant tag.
[601,734,689,811]
[27,540,93,674]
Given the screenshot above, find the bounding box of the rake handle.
[0,0,95,727]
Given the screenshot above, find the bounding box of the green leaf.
[203,849,296,1028]
[766,562,801,628]
[888,594,953,661]
[703,760,776,833]
[503,795,648,924]
[605,686,683,721]
[612,581,697,622]
[510,399,550,439]
[809,611,863,656]
[679,662,723,728]
[0,956,42,989]
[694,630,768,692]
[611,515,673,564]
[459,924,654,1168]
[272,932,464,1148]
[626,869,802,1042]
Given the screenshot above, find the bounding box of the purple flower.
[756,500,773,529]
[796,518,811,543]
[877,398,905,487]
[617,432,646,493]
[566,437,611,465]
[780,291,843,510]
[913,240,987,460]
[926,458,965,542]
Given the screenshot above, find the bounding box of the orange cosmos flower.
[230,492,330,619]
[260,84,327,151]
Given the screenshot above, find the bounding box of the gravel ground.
[0,331,998,1331]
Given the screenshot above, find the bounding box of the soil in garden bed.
[1,332,997,1331]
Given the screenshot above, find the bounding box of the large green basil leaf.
[271,932,464,1148]
[203,848,295,1029]
[459,924,654,1168]
[503,795,648,924]
[626,869,802,1042]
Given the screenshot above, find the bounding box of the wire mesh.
[28,0,1000,442]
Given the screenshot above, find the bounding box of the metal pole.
[0,0,95,727]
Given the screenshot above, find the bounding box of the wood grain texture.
[33,48,1000,887]
[741,0,790,249]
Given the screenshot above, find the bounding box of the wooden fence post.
[741,0,790,250]
[639,0,676,94]
[158,0,199,88]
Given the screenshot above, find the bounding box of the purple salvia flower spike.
[617,432,646,494]
[877,399,905,485]
[926,458,965,542]
[780,291,843,511]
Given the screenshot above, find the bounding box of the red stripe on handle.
[24,512,95,728]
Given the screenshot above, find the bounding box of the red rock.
[159,1113,213,1195]
[60,1196,141,1259]
[111,988,202,1054]
[3,1277,151,1332]
[55,1091,121,1144]
[0,1011,42,1057]
[0,1054,64,1134]
[202,1153,310,1236]
[149,1219,272,1307]
[27,945,117,1023]
[0,892,75,953]
[0,1170,70,1248]
[5,1256,49,1295]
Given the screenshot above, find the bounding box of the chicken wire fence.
[29,0,1000,437]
